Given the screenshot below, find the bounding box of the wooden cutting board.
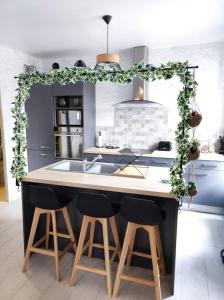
[113,165,149,179]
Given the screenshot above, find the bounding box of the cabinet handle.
[40,145,53,149]
[40,153,50,157]
[134,159,147,164]
[54,134,83,137]
[199,164,217,169]
[195,173,208,177]
[151,160,169,165]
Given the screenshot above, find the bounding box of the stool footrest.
[120,274,155,287]
[59,241,76,260]
[33,235,46,248]
[131,250,159,260]
[92,242,116,252]
[30,247,55,257]
[76,264,107,276]
[49,231,71,239]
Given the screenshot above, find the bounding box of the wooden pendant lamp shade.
[95,15,121,70]
[96,53,120,64]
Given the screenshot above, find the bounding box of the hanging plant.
[187,110,202,127]
[187,181,198,197]
[10,61,198,202]
[188,138,200,161]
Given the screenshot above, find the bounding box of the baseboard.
[182,203,224,215]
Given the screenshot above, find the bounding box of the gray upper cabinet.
[25,84,54,150]
[52,82,83,96]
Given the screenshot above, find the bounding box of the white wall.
[149,42,224,145]
[0,45,42,202]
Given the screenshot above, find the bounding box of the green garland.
[11,61,197,201]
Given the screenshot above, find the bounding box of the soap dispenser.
[97,131,103,148]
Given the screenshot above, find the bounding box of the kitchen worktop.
[84,147,224,161]
[23,162,173,199]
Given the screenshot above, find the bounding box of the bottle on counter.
[97,131,103,148]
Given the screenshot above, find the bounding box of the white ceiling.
[0,0,224,58]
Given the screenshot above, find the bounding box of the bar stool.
[22,185,77,281]
[113,197,166,300]
[70,192,121,296]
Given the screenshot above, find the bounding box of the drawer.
[150,158,173,168]
[194,160,224,171]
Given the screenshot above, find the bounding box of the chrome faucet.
[82,154,102,173]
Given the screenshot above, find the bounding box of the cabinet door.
[188,169,224,207]
[52,82,83,96]
[25,84,54,150]
[150,158,173,168]
[27,150,56,172]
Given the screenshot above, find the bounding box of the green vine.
[11,61,197,201]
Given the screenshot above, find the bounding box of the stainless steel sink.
[47,160,121,175]
[87,162,120,175]
[47,160,84,172]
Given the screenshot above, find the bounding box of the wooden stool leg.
[101,218,112,296]
[148,227,162,300]
[88,220,95,257]
[51,211,60,281]
[45,212,51,249]
[113,223,134,297]
[70,215,90,286]
[109,216,121,260]
[155,225,166,275]
[23,208,41,272]
[127,227,136,266]
[62,207,77,253]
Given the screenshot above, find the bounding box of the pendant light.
[95,15,122,71]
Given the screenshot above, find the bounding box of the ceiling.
[0,0,223,58]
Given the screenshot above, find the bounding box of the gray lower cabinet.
[84,153,172,167]
[186,160,224,207]
[150,157,173,168]
[27,150,56,172]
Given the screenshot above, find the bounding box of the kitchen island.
[22,161,178,295]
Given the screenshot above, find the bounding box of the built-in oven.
[54,128,83,159]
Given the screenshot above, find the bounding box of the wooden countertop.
[23,163,174,199]
[84,147,224,161]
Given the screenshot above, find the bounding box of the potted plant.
[188,139,200,160]
[187,110,202,127]
[187,181,198,197]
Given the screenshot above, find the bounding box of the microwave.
[55,109,83,127]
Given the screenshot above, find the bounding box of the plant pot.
[188,148,200,160]
[188,188,198,197]
[187,113,202,127]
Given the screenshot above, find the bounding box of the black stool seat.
[120,197,161,226]
[77,192,119,218]
[29,185,73,210]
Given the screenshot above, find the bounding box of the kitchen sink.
[47,160,84,172]
[47,160,121,175]
[87,162,120,175]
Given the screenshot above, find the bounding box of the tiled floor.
[0,200,224,300]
